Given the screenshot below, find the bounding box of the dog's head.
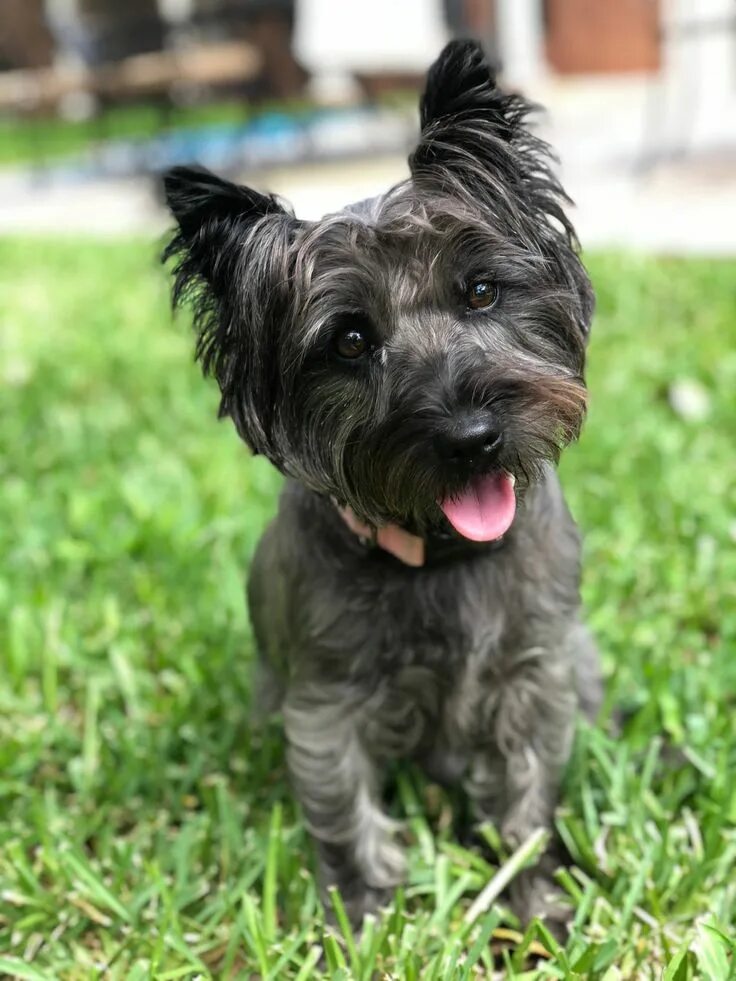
[163,40,593,541]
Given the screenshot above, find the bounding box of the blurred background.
[2,4,736,975]
[1,0,735,250]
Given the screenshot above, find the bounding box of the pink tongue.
[440,472,516,542]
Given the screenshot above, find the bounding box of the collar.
[335,502,426,566]
[334,500,508,568]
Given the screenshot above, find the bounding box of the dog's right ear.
[162,166,296,457]
[163,165,284,286]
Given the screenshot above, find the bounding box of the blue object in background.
[34,105,416,185]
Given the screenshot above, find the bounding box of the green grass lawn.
[1,239,735,979]
[0,91,413,168]
[0,103,255,168]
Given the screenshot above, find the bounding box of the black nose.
[435,412,503,465]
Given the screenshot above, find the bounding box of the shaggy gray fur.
[163,39,603,928]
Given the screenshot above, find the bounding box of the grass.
[0,238,735,978]
[0,90,414,169]
[0,103,250,168]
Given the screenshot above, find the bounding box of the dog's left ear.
[410,40,517,174]
[411,41,594,339]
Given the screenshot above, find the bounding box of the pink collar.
[335,502,425,567]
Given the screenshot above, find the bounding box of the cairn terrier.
[163,39,602,928]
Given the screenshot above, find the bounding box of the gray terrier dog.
[163,39,603,928]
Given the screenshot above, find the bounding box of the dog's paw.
[358,834,408,891]
[509,869,572,941]
[325,881,393,929]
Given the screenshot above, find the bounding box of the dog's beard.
[293,366,587,539]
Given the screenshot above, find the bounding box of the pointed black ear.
[412,42,593,338]
[164,165,277,235]
[162,165,296,458]
[417,40,509,136]
[163,165,284,283]
[410,40,523,175]
[409,40,557,234]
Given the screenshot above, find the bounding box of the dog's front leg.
[283,687,406,924]
[465,651,577,928]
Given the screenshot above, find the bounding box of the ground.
[0,240,735,979]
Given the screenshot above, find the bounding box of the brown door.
[545,0,662,74]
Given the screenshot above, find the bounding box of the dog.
[162,39,603,929]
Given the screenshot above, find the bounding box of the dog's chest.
[345,554,514,680]
[347,558,517,757]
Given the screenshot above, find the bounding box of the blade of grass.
[329,886,361,977]
[263,802,282,943]
[241,891,270,978]
[61,850,131,923]
[294,945,322,981]
[0,959,52,981]
[461,908,502,980]
[463,828,549,926]
[322,930,347,972]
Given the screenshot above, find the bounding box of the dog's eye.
[335,328,370,360]
[466,280,498,310]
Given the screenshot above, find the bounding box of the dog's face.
[164,41,593,540]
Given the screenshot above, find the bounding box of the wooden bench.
[0,39,261,113]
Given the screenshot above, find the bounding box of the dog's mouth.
[439,471,517,542]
